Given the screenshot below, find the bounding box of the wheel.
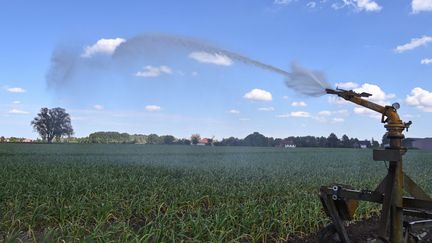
[318,224,342,243]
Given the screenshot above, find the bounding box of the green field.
[1,144,431,242]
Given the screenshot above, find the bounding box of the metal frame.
[320,89,432,242]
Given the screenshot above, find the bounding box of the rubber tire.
[318,224,342,243]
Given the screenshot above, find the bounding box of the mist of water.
[47,33,331,96]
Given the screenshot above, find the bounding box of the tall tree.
[327,133,340,148]
[341,134,351,148]
[31,107,73,143]
[191,134,201,145]
[243,132,268,147]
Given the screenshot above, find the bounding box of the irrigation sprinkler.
[319,88,432,243]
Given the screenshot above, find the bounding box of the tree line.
[19,107,381,148]
[55,131,379,148]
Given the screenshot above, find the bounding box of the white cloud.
[282,95,289,100]
[318,110,332,116]
[239,118,251,121]
[244,89,273,101]
[421,58,432,65]
[274,0,295,4]
[93,105,104,110]
[333,117,345,123]
[258,107,275,112]
[328,83,394,118]
[412,0,432,13]
[7,87,26,93]
[145,105,162,112]
[290,111,311,118]
[353,107,381,119]
[12,101,21,104]
[8,109,29,114]
[394,36,432,53]
[188,52,233,66]
[307,1,317,8]
[314,109,349,123]
[291,101,307,107]
[331,0,382,12]
[277,111,311,118]
[228,109,240,114]
[191,71,198,76]
[135,65,172,78]
[405,87,432,112]
[356,0,382,12]
[335,82,359,90]
[328,96,350,105]
[354,83,395,105]
[81,38,126,58]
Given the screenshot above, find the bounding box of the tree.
[327,133,339,148]
[31,107,73,143]
[162,135,175,145]
[147,134,162,144]
[191,134,201,145]
[243,132,268,147]
[0,136,5,143]
[341,134,351,148]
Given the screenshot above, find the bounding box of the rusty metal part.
[319,89,431,242]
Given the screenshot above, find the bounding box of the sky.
[1,0,432,141]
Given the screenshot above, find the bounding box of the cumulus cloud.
[8,109,29,114]
[328,96,350,105]
[318,110,332,116]
[421,58,432,65]
[277,111,311,118]
[307,1,317,8]
[258,107,275,112]
[145,105,161,111]
[333,117,345,123]
[274,0,295,4]
[354,83,395,105]
[228,109,240,114]
[188,51,233,66]
[405,87,432,112]
[412,0,432,13]
[394,36,432,53]
[335,82,359,90]
[353,107,381,119]
[329,83,394,118]
[12,101,21,104]
[331,0,382,12]
[356,0,382,11]
[81,38,126,58]
[291,101,307,107]
[135,65,172,77]
[315,109,349,123]
[7,87,26,93]
[93,105,104,110]
[244,89,273,101]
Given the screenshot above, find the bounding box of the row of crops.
[1,144,431,242]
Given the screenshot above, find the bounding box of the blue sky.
[1,0,432,141]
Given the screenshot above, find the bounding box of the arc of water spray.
[114,34,331,97]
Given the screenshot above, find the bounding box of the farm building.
[284,141,296,148]
[358,140,371,149]
[412,138,432,150]
[197,138,212,146]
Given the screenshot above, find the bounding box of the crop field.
[1,144,432,242]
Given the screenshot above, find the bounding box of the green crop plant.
[1,144,431,242]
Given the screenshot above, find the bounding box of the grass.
[1,144,431,242]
